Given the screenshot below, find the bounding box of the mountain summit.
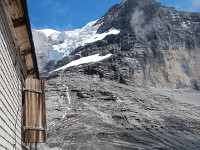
[95,0,160,33]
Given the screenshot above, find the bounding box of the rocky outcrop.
[56,0,200,90]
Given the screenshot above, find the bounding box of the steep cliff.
[56,0,200,90]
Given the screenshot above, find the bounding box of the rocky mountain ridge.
[55,0,200,90]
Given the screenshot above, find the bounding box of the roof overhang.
[1,0,39,79]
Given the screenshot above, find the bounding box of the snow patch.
[85,28,120,44]
[182,22,187,28]
[37,29,60,37]
[171,13,180,19]
[54,53,112,71]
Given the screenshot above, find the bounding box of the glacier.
[32,20,120,72]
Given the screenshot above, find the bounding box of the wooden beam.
[25,53,35,72]
[15,25,30,49]
[27,68,36,76]
[21,48,31,55]
[13,17,25,28]
[6,0,24,20]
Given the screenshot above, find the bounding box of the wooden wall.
[0,2,24,150]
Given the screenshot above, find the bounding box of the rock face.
[57,0,200,90]
[39,0,200,149]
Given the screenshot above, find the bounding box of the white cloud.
[40,0,54,6]
[39,0,69,16]
[191,0,200,9]
[156,0,200,12]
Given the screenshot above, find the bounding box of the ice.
[85,28,120,44]
[34,20,120,68]
[182,22,187,28]
[54,53,112,71]
[37,29,60,37]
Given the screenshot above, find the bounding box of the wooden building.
[0,0,47,149]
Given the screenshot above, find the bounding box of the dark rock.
[192,80,200,91]
[44,60,55,71]
[77,92,90,98]
[100,96,117,101]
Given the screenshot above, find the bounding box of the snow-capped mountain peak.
[36,29,61,37]
[33,20,120,72]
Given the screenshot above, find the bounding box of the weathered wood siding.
[23,78,47,144]
[0,2,24,150]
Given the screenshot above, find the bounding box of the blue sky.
[27,0,200,31]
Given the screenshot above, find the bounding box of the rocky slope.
[38,0,200,149]
[56,0,200,90]
[39,70,200,150]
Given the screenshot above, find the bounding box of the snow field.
[55,53,112,71]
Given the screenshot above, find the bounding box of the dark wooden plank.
[12,17,25,28]
[36,79,43,142]
[7,0,24,20]
[24,78,27,144]
[30,78,36,142]
[22,96,26,143]
[35,79,39,143]
[42,80,47,143]
[39,80,43,142]
[35,78,39,143]
[25,78,30,144]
